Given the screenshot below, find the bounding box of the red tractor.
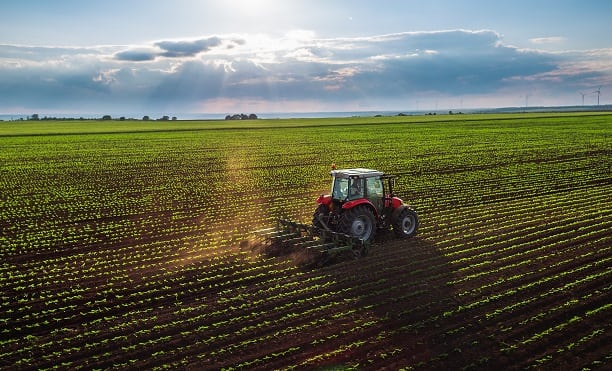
[256,167,419,262]
[312,168,418,242]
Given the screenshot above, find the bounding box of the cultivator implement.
[254,218,370,263]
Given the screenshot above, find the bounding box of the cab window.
[367,177,384,210]
[332,177,349,200]
[349,178,364,200]
[367,177,384,198]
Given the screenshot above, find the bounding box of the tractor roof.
[331,168,384,179]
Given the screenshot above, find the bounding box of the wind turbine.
[579,92,587,106]
[524,93,532,108]
[592,86,601,105]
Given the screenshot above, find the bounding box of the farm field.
[0,113,611,370]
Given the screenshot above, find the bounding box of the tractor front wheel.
[339,205,376,242]
[393,208,419,238]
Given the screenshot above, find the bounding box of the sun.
[225,0,281,17]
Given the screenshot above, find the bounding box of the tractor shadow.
[328,232,454,308]
[248,229,493,368]
[309,235,474,368]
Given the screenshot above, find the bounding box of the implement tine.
[255,218,372,262]
[253,227,276,234]
[278,218,312,233]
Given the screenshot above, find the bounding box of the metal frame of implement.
[255,218,371,259]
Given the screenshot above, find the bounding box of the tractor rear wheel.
[339,205,376,242]
[393,208,418,238]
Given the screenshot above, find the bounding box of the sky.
[1,0,611,116]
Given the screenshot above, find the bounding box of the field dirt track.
[0,114,610,370]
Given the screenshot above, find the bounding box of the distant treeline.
[12,114,262,121]
[20,114,178,121]
[225,113,258,120]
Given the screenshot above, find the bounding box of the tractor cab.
[331,168,383,199]
[330,168,387,211]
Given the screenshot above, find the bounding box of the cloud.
[530,36,567,45]
[0,44,105,61]
[1,30,610,113]
[114,48,158,61]
[114,36,230,61]
[155,37,222,57]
